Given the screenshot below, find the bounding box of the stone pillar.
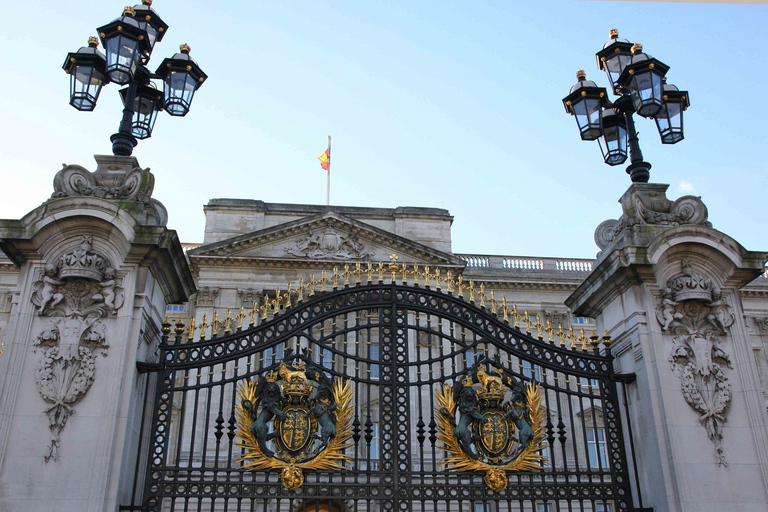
[0,156,195,512]
[567,183,768,512]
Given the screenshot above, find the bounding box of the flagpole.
[326,135,331,206]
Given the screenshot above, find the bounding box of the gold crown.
[264,370,278,383]
[477,380,506,401]
[282,379,312,398]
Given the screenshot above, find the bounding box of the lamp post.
[562,30,689,183]
[63,1,207,157]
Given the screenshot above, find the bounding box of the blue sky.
[1,1,765,258]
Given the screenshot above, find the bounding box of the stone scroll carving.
[595,184,711,251]
[30,236,124,462]
[656,261,735,466]
[50,162,168,226]
[286,226,373,260]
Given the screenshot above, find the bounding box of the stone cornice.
[190,255,466,274]
[470,279,581,293]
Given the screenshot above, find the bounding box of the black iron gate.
[134,269,635,512]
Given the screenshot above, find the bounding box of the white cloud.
[677,181,696,194]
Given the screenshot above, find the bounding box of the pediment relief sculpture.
[29,235,124,462]
[656,260,734,466]
[286,226,374,260]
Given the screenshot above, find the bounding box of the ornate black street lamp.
[563,30,689,183]
[63,1,207,156]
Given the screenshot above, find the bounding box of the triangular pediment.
[188,212,465,268]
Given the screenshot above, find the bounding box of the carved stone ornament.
[238,287,260,308]
[235,348,354,491]
[29,236,124,462]
[196,286,219,307]
[595,184,711,251]
[286,225,373,260]
[49,159,168,226]
[435,355,548,492]
[656,261,735,466]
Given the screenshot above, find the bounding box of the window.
[319,345,334,371]
[580,376,599,388]
[465,350,477,368]
[166,304,185,312]
[523,360,542,381]
[586,427,608,467]
[538,445,552,468]
[474,504,491,512]
[369,343,380,380]
[596,503,613,512]
[536,503,553,512]
[264,343,284,365]
[368,423,380,468]
[572,316,588,324]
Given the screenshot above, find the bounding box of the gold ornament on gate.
[236,348,354,491]
[435,354,548,492]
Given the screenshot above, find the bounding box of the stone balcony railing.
[180,242,767,279]
[455,254,594,272]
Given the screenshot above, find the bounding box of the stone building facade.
[0,156,767,512]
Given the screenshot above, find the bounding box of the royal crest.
[436,355,548,492]
[236,348,353,490]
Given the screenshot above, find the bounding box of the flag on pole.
[317,148,330,171]
[319,135,331,205]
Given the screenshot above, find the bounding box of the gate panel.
[137,277,634,512]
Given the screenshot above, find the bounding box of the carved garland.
[30,236,124,462]
[656,260,734,466]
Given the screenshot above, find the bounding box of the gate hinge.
[612,372,637,384]
[136,361,164,373]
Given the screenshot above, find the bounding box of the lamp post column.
[622,109,651,183]
[110,81,138,156]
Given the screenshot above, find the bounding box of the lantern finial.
[631,43,643,55]
[180,43,191,54]
[88,36,99,47]
[576,70,587,80]
[123,6,136,16]
[609,28,619,39]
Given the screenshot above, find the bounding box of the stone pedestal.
[568,183,768,512]
[0,156,195,512]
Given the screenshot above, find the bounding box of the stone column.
[0,155,195,512]
[567,183,768,512]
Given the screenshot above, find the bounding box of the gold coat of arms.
[236,348,353,490]
[436,355,548,492]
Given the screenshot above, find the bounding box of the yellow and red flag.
[317,148,330,171]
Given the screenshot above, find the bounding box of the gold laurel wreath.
[235,377,354,483]
[435,382,548,479]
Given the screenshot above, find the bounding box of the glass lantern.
[563,71,608,141]
[97,6,151,84]
[617,44,669,118]
[655,81,689,144]
[120,82,164,139]
[598,108,628,166]
[595,29,634,94]
[155,44,208,116]
[63,37,108,111]
[132,0,168,54]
